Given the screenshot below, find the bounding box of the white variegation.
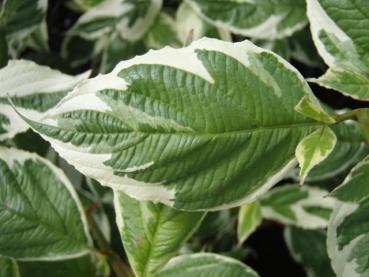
[261,185,335,229]
[0,60,89,140]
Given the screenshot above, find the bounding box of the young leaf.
[18,38,321,211]
[155,253,259,277]
[114,191,205,276]
[295,95,335,124]
[185,0,307,40]
[296,126,337,184]
[260,185,335,229]
[237,202,262,245]
[0,146,91,260]
[284,227,334,277]
[69,0,162,42]
[0,256,19,277]
[304,121,368,182]
[0,60,88,141]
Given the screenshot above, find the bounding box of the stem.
[85,210,133,277]
[333,109,360,123]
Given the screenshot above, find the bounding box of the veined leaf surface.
[20,38,320,211]
[306,0,369,101]
[155,253,259,277]
[260,185,334,229]
[0,256,19,277]
[0,60,88,140]
[185,0,307,40]
[0,147,91,260]
[114,191,205,276]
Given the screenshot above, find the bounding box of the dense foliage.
[0,0,368,276]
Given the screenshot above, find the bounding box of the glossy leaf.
[185,0,307,40]
[115,191,205,276]
[296,126,337,184]
[237,202,262,244]
[260,185,334,229]
[19,38,321,211]
[0,60,88,140]
[155,253,259,277]
[295,95,335,124]
[0,147,91,260]
[284,227,334,277]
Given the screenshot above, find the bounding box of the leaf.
[311,67,369,102]
[175,2,231,45]
[145,12,181,49]
[69,0,162,42]
[296,126,337,184]
[114,191,205,276]
[260,185,335,229]
[19,38,321,211]
[185,0,307,40]
[0,0,47,37]
[17,255,97,277]
[306,0,369,101]
[0,256,19,277]
[305,121,369,182]
[237,202,262,245]
[327,199,369,277]
[331,155,369,203]
[155,253,259,277]
[0,59,88,141]
[295,95,335,124]
[284,227,334,277]
[0,146,91,260]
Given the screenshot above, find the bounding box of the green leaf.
[185,0,307,40]
[0,59,88,141]
[0,146,91,260]
[295,95,335,124]
[296,126,337,184]
[0,0,47,36]
[331,155,369,203]
[327,199,369,277]
[69,0,162,42]
[114,191,205,276]
[0,256,19,277]
[306,0,369,101]
[305,121,369,182]
[175,2,231,46]
[260,185,334,229]
[17,255,97,277]
[145,12,181,49]
[237,202,262,245]
[19,38,320,211]
[155,253,259,277]
[284,227,334,277]
[310,67,369,101]
[0,29,8,68]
